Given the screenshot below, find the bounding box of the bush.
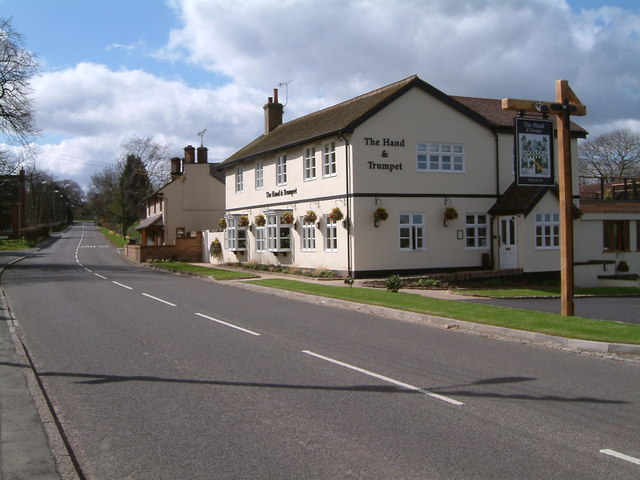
[21,225,50,246]
[386,274,403,292]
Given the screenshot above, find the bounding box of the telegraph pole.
[502,80,586,316]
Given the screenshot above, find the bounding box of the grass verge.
[152,261,259,281]
[248,279,640,345]
[100,228,127,248]
[0,238,30,251]
[453,286,640,298]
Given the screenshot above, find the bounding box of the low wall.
[125,232,203,263]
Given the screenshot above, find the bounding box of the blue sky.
[1,0,639,190]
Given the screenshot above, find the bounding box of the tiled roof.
[489,183,557,216]
[221,75,587,167]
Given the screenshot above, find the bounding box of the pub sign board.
[515,118,555,186]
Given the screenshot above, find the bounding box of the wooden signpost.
[502,80,586,316]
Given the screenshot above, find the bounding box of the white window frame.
[465,214,489,249]
[265,211,292,252]
[399,213,425,251]
[324,216,338,252]
[323,142,336,177]
[255,225,266,252]
[255,160,264,190]
[235,166,244,193]
[301,217,316,251]
[304,147,316,181]
[225,216,247,251]
[535,213,560,249]
[417,142,465,172]
[276,154,287,186]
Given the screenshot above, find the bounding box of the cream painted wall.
[161,163,225,244]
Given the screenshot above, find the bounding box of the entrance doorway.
[499,216,518,269]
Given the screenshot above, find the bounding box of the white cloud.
[25,0,640,189]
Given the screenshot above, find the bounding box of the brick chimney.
[184,145,196,164]
[170,157,183,177]
[263,88,283,134]
[196,146,208,164]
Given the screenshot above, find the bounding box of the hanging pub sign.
[515,118,555,186]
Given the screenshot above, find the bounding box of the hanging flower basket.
[617,260,630,273]
[444,206,458,220]
[374,207,389,221]
[329,207,344,221]
[238,215,249,227]
[282,211,294,224]
[210,239,222,255]
[218,218,227,229]
[304,210,317,223]
[255,214,266,227]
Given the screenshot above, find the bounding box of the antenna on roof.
[278,80,293,107]
[197,128,207,147]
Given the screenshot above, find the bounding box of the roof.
[489,183,557,216]
[135,212,163,230]
[221,75,587,168]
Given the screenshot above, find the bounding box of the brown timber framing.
[503,80,586,316]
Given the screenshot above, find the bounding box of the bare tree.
[120,135,171,190]
[0,18,39,145]
[579,129,640,179]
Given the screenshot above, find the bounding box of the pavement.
[1,244,639,480]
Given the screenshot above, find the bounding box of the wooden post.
[502,80,586,317]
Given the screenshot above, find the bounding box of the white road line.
[94,273,107,280]
[84,267,92,273]
[600,449,640,466]
[113,281,132,290]
[302,350,464,406]
[195,313,261,336]
[142,293,176,307]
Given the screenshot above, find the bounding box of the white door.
[499,216,518,269]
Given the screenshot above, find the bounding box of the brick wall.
[125,232,203,263]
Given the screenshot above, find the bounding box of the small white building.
[214,75,638,285]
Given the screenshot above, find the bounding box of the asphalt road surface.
[3,223,640,479]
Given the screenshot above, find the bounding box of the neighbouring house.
[211,74,638,285]
[127,145,225,263]
[0,169,26,238]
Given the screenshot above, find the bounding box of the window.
[276,154,287,185]
[323,142,336,177]
[235,166,244,193]
[266,212,291,251]
[603,220,630,252]
[399,214,424,250]
[304,147,316,181]
[535,213,560,249]
[465,214,488,249]
[301,217,316,251]
[176,227,185,239]
[225,217,247,251]
[417,142,464,172]
[325,216,338,251]
[255,160,264,190]
[256,225,266,252]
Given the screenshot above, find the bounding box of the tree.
[87,164,122,229]
[120,135,171,191]
[0,18,39,145]
[119,154,151,237]
[579,129,640,179]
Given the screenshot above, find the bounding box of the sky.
[1,0,639,191]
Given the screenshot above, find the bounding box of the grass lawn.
[0,238,30,251]
[152,261,259,281]
[248,278,640,345]
[453,286,640,298]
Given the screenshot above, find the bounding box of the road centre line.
[600,449,640,466]
[84,268,92,273]
[302,350,464,406]
[142,293,176,307]
[94,273,107,280]
[113,281,132,290]
[195,313,261,336]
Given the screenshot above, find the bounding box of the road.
[3,222,640,479]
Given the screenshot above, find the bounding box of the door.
[499,216,517,269]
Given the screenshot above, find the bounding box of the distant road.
[3,222,639,479]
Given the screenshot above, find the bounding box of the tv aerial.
[197,128,207,147]
[278,80,293,107]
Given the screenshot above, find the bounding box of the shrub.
[386,274,403,292]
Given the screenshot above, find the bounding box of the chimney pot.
[197,146,208,164]
[263,89,283,134]
[184,145,196,164]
